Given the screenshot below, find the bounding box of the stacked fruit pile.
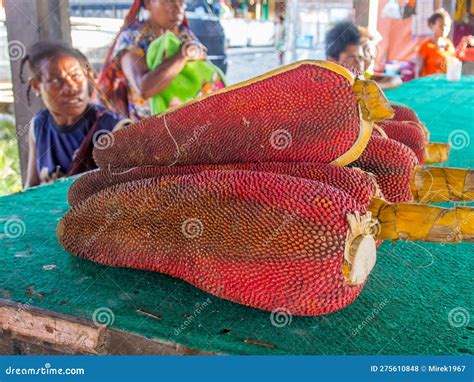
[58,61,473,316]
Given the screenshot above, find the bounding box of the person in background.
[416,9,456,77]
[358,26,402,90]
[325,21,363,70]
[98,0,224,121]
[325,21,401,90]
[21,42,130,189]
[275,15,286,65]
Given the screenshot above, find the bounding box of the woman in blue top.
[21,42,130,188]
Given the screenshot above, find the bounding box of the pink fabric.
[375,0,424,65]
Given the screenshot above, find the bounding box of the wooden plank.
[0,299,217,355]
[0,304,104,354]
[4,0,71,185]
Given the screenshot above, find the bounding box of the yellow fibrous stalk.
[411,166,474,203]
[423,142,451,164]
[353,78,394,122]
[369,198,474,242]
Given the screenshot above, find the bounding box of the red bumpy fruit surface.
[58,170,371,316]
[68,162,379,207]
[93,64,362,168]
[350,135,418,203]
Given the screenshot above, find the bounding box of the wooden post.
[4,0,71,185]
[354,0,370,27]
[354,0,378,32]
[286,0,299,63]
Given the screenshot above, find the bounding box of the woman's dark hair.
[325,21,361,60]
[19,41,91,105]
[427,9,450,26]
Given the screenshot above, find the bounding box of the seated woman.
[22,42,130,189]
[416,9,456,77]
[98,0,225,121]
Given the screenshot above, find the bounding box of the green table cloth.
[0,75,473,355]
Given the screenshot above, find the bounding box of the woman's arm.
[121,49,197,100]
[372,75,402,90]
[24,128,40,189]
[456,35,474,60]
[415,56,425,78]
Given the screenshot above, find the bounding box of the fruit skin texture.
[58,170,371,316]
[391,105,421,123]
[379,120,426,163]
[93,64,363,169]
[68,162,379,207]
[350,135,419,203]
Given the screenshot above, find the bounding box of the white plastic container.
[446,58,462,82]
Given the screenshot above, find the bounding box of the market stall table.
[0,75,473,355]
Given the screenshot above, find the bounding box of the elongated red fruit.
[391,104,421,123]
[378,120,426,163]
[68,162,379,207]
[58,171,378,316]
[93,62,374,169]
[350,135,418,203]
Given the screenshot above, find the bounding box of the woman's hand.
[121,49,188,100]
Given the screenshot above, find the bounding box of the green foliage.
[0,117,22,196]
